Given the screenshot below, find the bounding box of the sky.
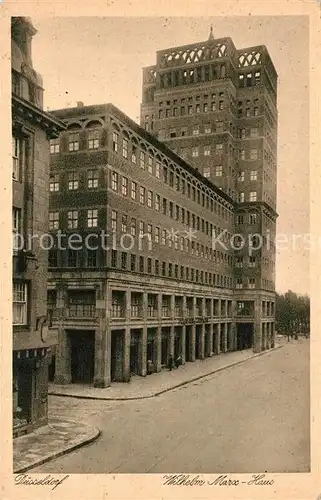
[31,16,309,296]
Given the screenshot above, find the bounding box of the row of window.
[110,168,233,221]
[158,64,227,91]
[110,249,234,288]
[49,209,98,229]
[111,211,233,264]
[49,169,99,192]
[50,129,101,154]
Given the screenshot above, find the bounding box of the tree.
[275,290,310,336]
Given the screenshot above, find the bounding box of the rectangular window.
[248,278,255,289]
[250,149,258,160]
[12,137,21,180]
[88,169,99,188]
[88,130,100,149]
[203,167,210,178]
[155,259,159,275]
[193,126,200,136]
[87,209,98,227]
[86,249,97,267]
[121,252,127,270]
[203,103,208,112]
[147,190,153,208]
[215,165,223,176]
[13,282,28,325]
[155,161,160,178]
[140,151,145,169]
[68,210,78,229]
[50,138,60,154]
[12,208,21,252]
[249,256,256,268]
[155,226,160,243]
[130,217,136,236]
[68,172,79,190]
[111,210,117,232]
[250,127,258,137]
[249,191,257,202]
[49,173,59,192]
[112,132,118,152]
[205,123,211,133]
[250,170,258,181]
[239,192,245,203]
[122,138,128,158]
[254,107,259,116]
[130,254,136,272]
[204,145,211,156]
[111,249,117,268]
[121,215,128,233]
[240,149,246,160]
[155,194,160,212]
[215,144,223,155]
[238,171,245,182]
[192,147,199,157]
[249,213,257,224]
[139,186,145,204]
[236,279,243,289]
[49,211,59,230]
[67,249,79,267]
[111,171,118,191]
[139,256,144,273]
[161,229,166,245]
[68,132,79,152]
[121,176,128,196]
[131,181,137,200]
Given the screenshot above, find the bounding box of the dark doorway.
[161,332,169,365]
[185,327,191,362]
[195,328,201,359]
[69,330,95,384]
[130,342,140,375]
[205,327,211,357]
[220,327,225,352]
[237,323,254,350]
[174,329,181,359]
[48,354,56,382]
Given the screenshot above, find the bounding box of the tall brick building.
[47,71,276,387]
[12,17,65,436]
[140,29,277,353]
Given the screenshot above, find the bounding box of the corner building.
[12,17,65,436]
[48,101,275,388]
[140,30,277,357]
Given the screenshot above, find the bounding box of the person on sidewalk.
[168,355,174,371]
[175,355,182,368]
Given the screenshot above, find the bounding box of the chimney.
[77,101,84,108]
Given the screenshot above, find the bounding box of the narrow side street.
[31,339,309,474]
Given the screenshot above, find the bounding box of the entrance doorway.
[130,330,141,375]
[161,329,169,365]
[68,330,95,384]
[236,323,254,350]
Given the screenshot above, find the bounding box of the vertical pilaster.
[190,324,196,361]
[123,326,131,381]
[156,326,162,372]
[215,323,220,354]
[253,298,262,353]
[181,325,186,364]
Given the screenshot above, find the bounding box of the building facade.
[12,17,65,436]
[140,29,278,356]
[48,98,275,388]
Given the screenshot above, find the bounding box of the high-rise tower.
[140,28,278,349]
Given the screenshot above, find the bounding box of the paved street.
[32,339,309,474]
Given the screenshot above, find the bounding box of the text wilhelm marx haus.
[47,29,278,387]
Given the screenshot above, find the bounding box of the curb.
[13,423,101,474]
[49,345,284,402]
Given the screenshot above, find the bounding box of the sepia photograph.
[7,8,312,488]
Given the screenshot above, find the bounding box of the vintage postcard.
[0,0,319,499]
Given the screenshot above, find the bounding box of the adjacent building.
[12,17,65,436]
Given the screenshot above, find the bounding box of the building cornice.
[12,94,66,138]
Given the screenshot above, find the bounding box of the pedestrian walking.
[175,355,182,368]
[168,355,174,371]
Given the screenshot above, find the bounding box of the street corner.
[13,417,101,474]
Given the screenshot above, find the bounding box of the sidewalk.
[49,344,283,401]
[13,418,100,473]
